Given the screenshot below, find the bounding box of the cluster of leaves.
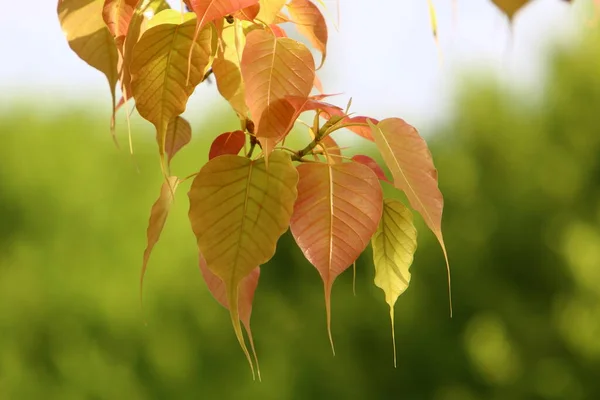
[57,0,453,377]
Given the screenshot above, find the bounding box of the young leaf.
[351,155,391,183]
[199,255,261,379]
[288,0,328,69]
[102,0,139,47]
[212,24,248,117]
[165,116,192,166]
[130,12,215,168]
[321,112,378,141]
[257,0,287,23]
[367,118,452,315]
[58,0,119,127]
[208,130,246,159]
[188,151,298,376]
[371,199,417,368]
[241,29,315,149]
[318,136,342,163]
[235,3,261,21]
[290,161,383,351]
[141,176,179,303]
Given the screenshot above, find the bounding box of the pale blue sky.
[0,0,586,128]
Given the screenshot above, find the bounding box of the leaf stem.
[247,136,258,158]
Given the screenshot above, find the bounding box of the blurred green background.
[2,23,600,400]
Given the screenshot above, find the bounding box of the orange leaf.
[321,112,377,141]
[140,176,179,303]
[270,24,287,37]
[235,3,261,20]
[199,254,261,379]
[368,118,452,315]
[351,155,390,183]
[288,0,328,69]
[290,161,383,351]
[165,116,192,166]
[241,29,315,148]
[189,0,259,27]
[102,0,138,49]
[208,130,246,159]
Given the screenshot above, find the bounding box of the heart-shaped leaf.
[188,150,298,376]
[208,130,246,159]
[368,118,451,314]
[290,161,383,351]
[288,0,328,68]
[371,199,417,367]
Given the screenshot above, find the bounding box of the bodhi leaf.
[367,118,452,315]
[130,12,215,170]
[209,130,246,159]
[288,0,328,69]
[491,0,530,19]
[290,161,383,351]
[351,155,390,183]
[165,116,192,166]
[241,29,315,152]
[188,151,298,377]
[102,0,138,48]
[235,4,261,21]
[140,176,179,303]
[58,0,119,134]
[371,199,417,368]
[257,0,287,24]
[199,255,261,379]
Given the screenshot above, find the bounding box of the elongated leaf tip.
[228,289,256,380]
[390,305,397,368]
[324,282,335,355]
[244,323,262,382]
[443,244,453,318]
[352,261,356,297]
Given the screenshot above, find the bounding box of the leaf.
[257,0,287,23]
[58,0,119,131]
[188,151,298,376]
[130,12,215,169]
[241,29,315,148]
[321,111,377,141]
[270,24,287,38]
[491,0,530,19]
[212,24,248,117]
[318,136,342,163]
[351,155,390,183]
[208,130,246,159]
[165,116,192,166]
[199,255,261,379]
[234,3,261,20]
[140,176,179,303]
[102,0,138,48]
[371,199,417,368]
[290,161,383,351]
[288,0,328,69]
[367,118,452,315]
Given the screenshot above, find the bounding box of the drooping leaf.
[371,199,417,368]
[491,0,530,19]
[288,0,328,69]
[140,176,179,302]
[290,161,383,351]
[188,151,298,376]
[257,0,287,23]
[212,24,248,117]
[351,155,390,183]
[58,0,119,132]
[208,130,246,159]
[130,11,215,169]
[241,29,315,151]
[199,255,261,379]
[165,116,192,166]
[367,118,451,314]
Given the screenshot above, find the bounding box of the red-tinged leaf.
[209,130,246,159]
[288,0,328,69]
[213,23,248,117]
[165,116,192,166]
[189,0,259,27]
[367,118,452,315]
[257,0,287,23]
[290,161,383,351]
[102,0,138,48]
[314,74,324,93]
[188,151,298,377]
[285,95,343,116]
[352,155,390,183]
[271,24,287,37]
[241,29,315,148]
[141,176,179,303]
[199,255,261,379]
[318,136,342,163]
[130,11,215,169]
[235,3,260,20]
[321,112,377,141]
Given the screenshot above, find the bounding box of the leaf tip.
[390,305,397,368]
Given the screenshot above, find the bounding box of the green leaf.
[371,199,417,367]
[140,176,179,304]
[290,161,383,352]
[188,151,298,376]
[368,117,452,315]
[130,11,215,170]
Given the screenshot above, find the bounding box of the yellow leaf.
[288,0,328,69]
[130,11,215,169]
[140,176,179,304]
[188,151,298,376]
[368,118,452,315]
[257,0,287,24]
[491,0,530,19]
[371,199,417,367]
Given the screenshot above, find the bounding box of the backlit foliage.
[56,0,573,376]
